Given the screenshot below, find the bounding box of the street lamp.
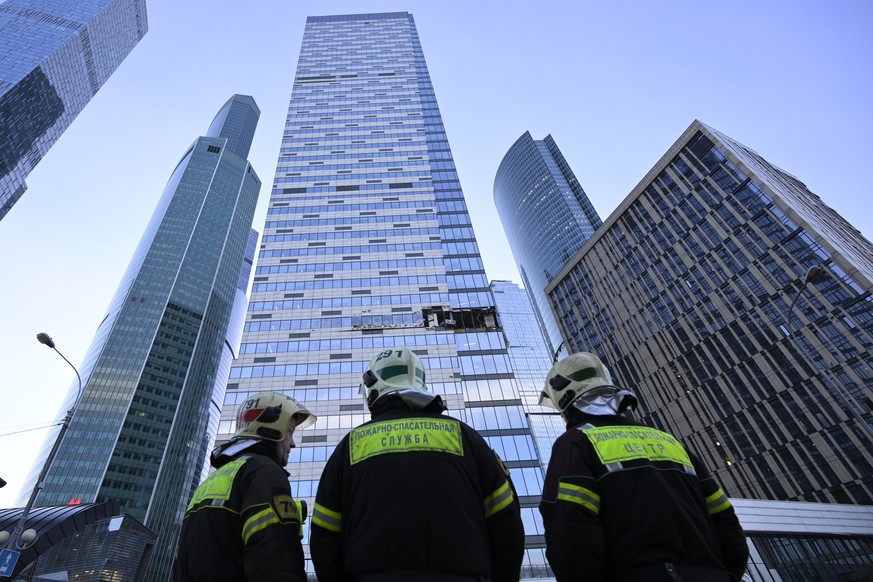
[0,333,84,556]
[552,340,565,364]
[784,266,873,443]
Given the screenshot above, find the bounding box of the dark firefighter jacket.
[310,398,525,582]
[539,412,748,582]
[173,441,306,582]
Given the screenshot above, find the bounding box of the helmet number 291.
[375,349,403,362]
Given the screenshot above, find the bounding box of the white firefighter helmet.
[235,392,315,442]
[540,352,636,414]
[360,347,431,408]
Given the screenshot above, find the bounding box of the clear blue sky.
[1,0,871,507]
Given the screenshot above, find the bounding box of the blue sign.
[0,548,20,578]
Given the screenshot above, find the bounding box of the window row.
[278,150,425,163]
[484,434,539,462]
[252,273,444,292]
[260,226,439,242]
[282,129,426,140]
[243,312,422,332]
[280,158,430,172]
[248,292,448,312]
[279,140,428,154]
[228,356,460,380]
[240,330,459,355]
[255,257,443,274]
[459,353,513,376]
[268,199,432,214]
[263,212,435,229]
[462,405,529,432]
[463,378,522,403]
[260,241,439,258]
[222,382,463,409]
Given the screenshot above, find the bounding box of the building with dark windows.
[494,132,602,353]
[19,95,262,582]
[546,120,873,507]
[219,13,550,578]
[0,0,147,220]
[491,280,564,467]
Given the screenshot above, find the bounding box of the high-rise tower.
[0,0,147,220]
[21,95,262,581]
[494,132,602,353]
[547,120,873,506]
[220,13,550,578]
[491,280,564,468]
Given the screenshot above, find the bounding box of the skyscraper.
[547,120,873,505]
[21,95,262,581]
[494,131,602,353]
[491,280,563,467]
[219,13,549,578]
[0,0,147,220]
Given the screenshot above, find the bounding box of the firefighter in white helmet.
[538,352,748,581]
[174,392,315,581]
[310,347,525,581]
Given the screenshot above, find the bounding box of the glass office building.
[547,120,873,506]
[494,132,602,353]
[491,280,564,468]
[0,0,147,220]
[20,95,262,581]
[733,499,873,581]
[220,13,549,578]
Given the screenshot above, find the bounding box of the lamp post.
[0,333,83,556]
[785,266,873,443]
[552,340,565,364]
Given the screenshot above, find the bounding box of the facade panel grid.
[23,96,262,582]
[222,12,547,576]
[494,132,602,353]
[0,0,147,218]
[547,120,873,506]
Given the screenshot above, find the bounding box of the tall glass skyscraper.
[0,0,147,220]
[494,132,603,354]
[220,13,550,578]
[21,95,262,581]
[548,120,873,506]
[491,280,564,468]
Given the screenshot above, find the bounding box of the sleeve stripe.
[557,482,600,515]
[242,506,280,545]
[484,480,514,518]
[705,488,732,515]
[312,502,342,533]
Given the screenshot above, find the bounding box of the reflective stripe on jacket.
[310,406,525,582]
[173,452,306,582]
[539,415,748,581]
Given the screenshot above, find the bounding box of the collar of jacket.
[211,438,288,475]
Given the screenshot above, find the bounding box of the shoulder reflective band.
[186,457,248,511]
[557,481,601,515]
[581,426,693,468]
[706,488,732,515]
[484,480,514,518]
[349,418,463,465]
[242,505,281,545]
[312,502,342,533]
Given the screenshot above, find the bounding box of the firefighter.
[310,347,525,582]
[173,392,316,582]
[538,353,749,582]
